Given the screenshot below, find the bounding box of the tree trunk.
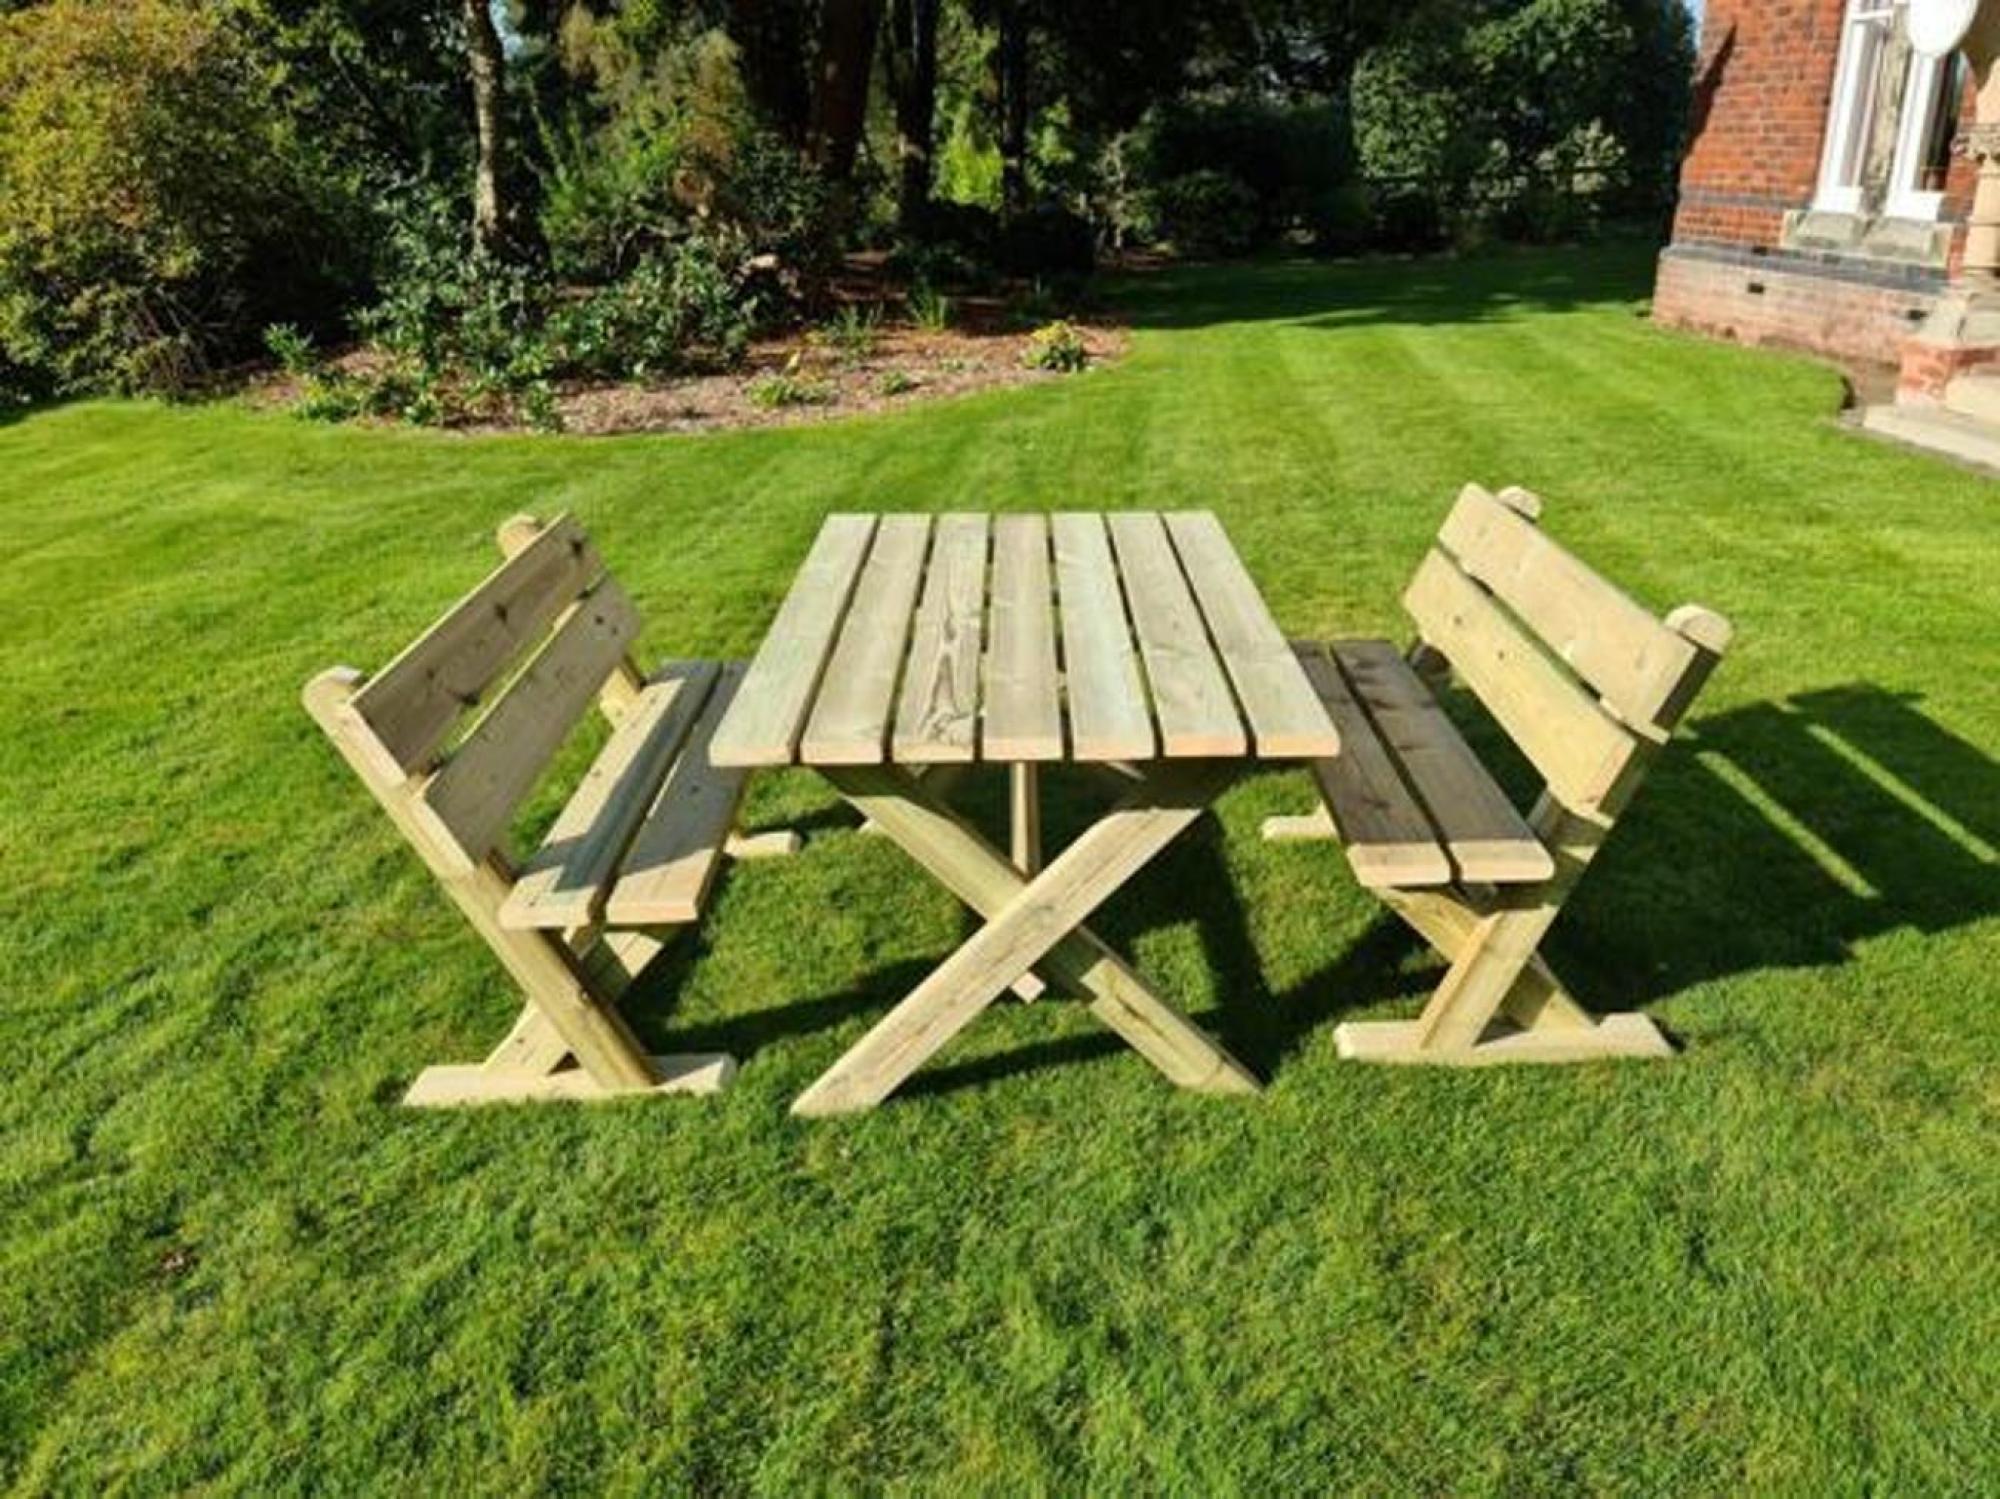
[887,0,940,230]
[809,0,884,182]
[731,0,812,146]
[464,0,510,256]
[997,2,1029,219]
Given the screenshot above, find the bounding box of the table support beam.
[801,762,1261,1114]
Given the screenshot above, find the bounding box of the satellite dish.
[1909,0,1978,58]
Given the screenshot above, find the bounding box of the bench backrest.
[1405,484,1731,822]
[314,514,643,872]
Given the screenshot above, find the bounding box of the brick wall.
[1669,0,1849,250]
[1654,249,1935,366]
[1653,0,1976,367]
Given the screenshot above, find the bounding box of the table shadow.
[629,683,1998,1102]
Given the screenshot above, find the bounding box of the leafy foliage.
[1153,170,1263,259]
[747,353,835,407]
[1022,319,1088,372]
[0,0,354,396]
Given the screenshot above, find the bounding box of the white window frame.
[1814,0,1959,223]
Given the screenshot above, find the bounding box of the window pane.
[1918,56,1967,193]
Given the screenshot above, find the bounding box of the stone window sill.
[1781,209,1953,270]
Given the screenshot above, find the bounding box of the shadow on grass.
[632,684,1996,1099]
[1105,242,1660,335]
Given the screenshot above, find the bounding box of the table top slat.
[1165,511,1339,758]
[801,515,934,764]
[1051,513,1155,761]
[983,514,1064,761]
[892,513,991,762]
[1106,512,1246,757]
[709,514,879,767]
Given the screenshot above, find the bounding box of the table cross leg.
[798,761,1259,1115]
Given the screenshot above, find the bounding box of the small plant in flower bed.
[818,303,881,366]
[263,324,316,379]
[876,369,919,397]
[1023,321,1089,373]
[747,354,834,410]
[908,284,952,333]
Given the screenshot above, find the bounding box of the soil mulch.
[244,295,1128,438]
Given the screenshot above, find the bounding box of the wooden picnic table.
[709,511,1339,1115]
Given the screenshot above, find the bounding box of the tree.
[464,0,513,254]
[993,0,1028,216]
[884,0,940,226]
[807,0,883,181]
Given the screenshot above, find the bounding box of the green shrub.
[1135,96,1352,249]
[997,206,1096,278]
[0,0,351,396]
[554,242,754,380]
[1153,171,1261,259]
[1023,320,1088,374]
[876,369,918,397]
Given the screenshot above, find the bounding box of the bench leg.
[1336,801,1671,1066]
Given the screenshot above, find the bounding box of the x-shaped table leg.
[795,761,1262,1115]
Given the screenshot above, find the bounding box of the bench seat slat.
[605,665,753,926]
[498,662,723,931]
[351,515,603,774]
[1331,640,1555,885]
[1292,642,1450,888]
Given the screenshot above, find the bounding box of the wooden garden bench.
[304,514,794,1107]
[1264,483,1732,1065]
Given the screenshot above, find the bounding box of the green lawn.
[3,243,1997,1495]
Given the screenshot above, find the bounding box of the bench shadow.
[629,684,1997,1101]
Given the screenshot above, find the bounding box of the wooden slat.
[1437,484,1700,729]
[1401,550,1643,813]
[983,513,1063,761]
[421,580,642,859]
[1051,513,1155,762]
[1106,512,1246,758]
[1292,642,1449,888]
[1165,511,1338,758]
[498,662,721,930]
[351,515,603,774]
[1331,640,1554,883]
[708,514,879,767]
[892,514,990,763]
[801,515,934,764]
[605,665,753,926]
